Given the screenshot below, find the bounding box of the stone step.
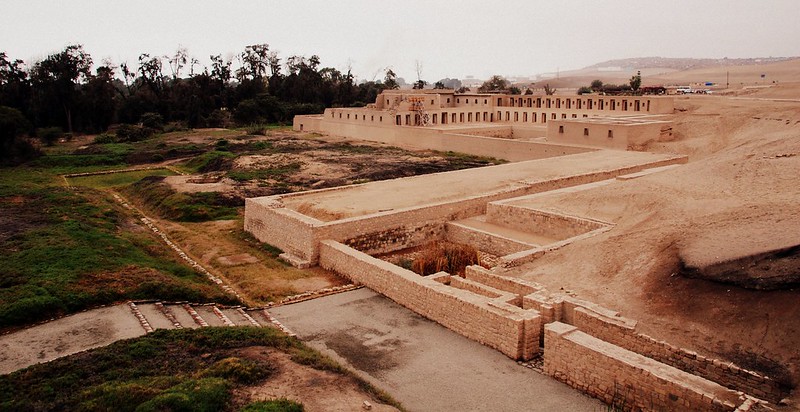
[167,304,201,329]
[192,305,226,327]
[220,307,262,327]
[136,303,178,331]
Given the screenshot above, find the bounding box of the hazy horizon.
[2,0,799,82]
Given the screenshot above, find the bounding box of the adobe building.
[247,91,783,410]
[293,89,674,151]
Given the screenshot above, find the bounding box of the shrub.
[37,126,63,146]
[92,133,116,144]
[411,241,479,276]
[139,112,164,130]
[115,124,155,142]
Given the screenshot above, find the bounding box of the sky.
[2,0,798,82]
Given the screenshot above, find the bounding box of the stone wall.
[243,198,320,266]
[544,322,747,412]
[445,221,536,256]
[462,267,786,403]
[292,117,594,162]
[486,204,609,241]
[572,307,787,403]
[318,240,540,360]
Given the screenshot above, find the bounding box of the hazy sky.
[2,0,798,82]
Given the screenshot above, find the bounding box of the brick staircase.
[126,301,294,336]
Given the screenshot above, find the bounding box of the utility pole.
[726,71,729,89]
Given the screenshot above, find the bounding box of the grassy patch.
[122,176,241,222]
[438,150,507,169]
[0,327,403,412]
[182,150,237,173]
[227,163,301,182]
[67,168,177,189]
[0,166,235,330]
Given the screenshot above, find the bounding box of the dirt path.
[0,304,144,374]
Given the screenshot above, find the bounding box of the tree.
[0,52,31,111]
[383,69,399,90]
[166,46,189,79]
[455,86,469,93]
[412,79,427,90]
[590,79,603,91]
[237,43,271,80]
[629,70,642,92]
[433,81,445,89]
[30,44,93,133]
[508,86,521,95]
[577,86,592,95]
[478,75,508,92]
[544,84,556,95]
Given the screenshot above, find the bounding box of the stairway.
[126,301,293,335]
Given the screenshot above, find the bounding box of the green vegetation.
[227,163,301,182]
[0,152,236,329]
[123,176,241,222]
[67,168,176,188]
[0,327,402,411]
[183,150,237,173]
[438,151,507,169]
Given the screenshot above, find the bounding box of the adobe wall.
[318,240,540,360]
[544,322,747,412]
[243,197,320,265]
[292,116,593,162]
[486,204,608,241]
[571,307,787,403]
[444,221,536,256]
[546,118,670,150]
[463,267,786,403]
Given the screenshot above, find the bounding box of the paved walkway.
[270,288,605,412]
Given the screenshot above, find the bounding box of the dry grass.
[411,241,480,277]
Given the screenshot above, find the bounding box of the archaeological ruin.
[244,90,784,410]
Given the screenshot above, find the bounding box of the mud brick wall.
[486,204,607,241]
[445,222,535,256]
[571,307,787,403]
[319,240,540,360]
[339,222,446,256]
[244,198,319,262]
[544,322,745,412]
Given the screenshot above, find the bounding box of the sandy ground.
[271,288,605,412]
[278,149,681,221]
[498,89,800,394]
[0,304,144,374]
[237,349,399,412]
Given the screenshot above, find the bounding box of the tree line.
[0,44,405,137]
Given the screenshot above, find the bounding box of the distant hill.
[584,56,798,71]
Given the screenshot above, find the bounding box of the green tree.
[508,86,521,95]
[629,70,642,92]
[412,79,427,90]
[433,81,445,89]
[478,75,508,92]
[383,69,399,90]
[590,79,603,91]
[30,44,92,133]
[543,83,556,95]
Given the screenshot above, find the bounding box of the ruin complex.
[244,90,782,410]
